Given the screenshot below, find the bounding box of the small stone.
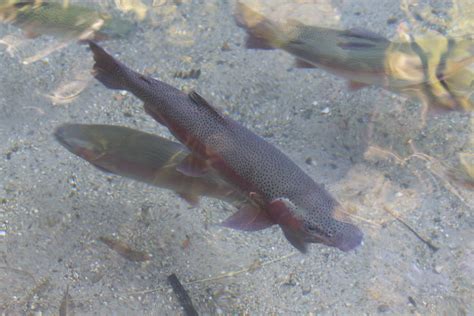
[377,304,390,313]
[434,265,443,274]
[321,107,330,114]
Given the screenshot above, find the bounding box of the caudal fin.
[88,41,130,90]
[234,2,284,50]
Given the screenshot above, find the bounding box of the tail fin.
[88,41,130,90]
[234,2,284,49]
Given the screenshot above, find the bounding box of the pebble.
[321,107,330,114]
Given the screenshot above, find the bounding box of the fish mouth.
[54,124,75,152]
[54,124,100,159]
[330,225,363,251]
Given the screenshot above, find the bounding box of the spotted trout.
[54,123,248,206]
[89,42,363,252]
[235,2,474,112]
[0,1,133,40]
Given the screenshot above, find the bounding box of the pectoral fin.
[178,192,200,206]
[282,226,308,253]
[176,154,210,177]
[221,204,274,231]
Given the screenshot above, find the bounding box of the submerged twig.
[383,206,439,252]
[185,252,297,285]
[117,252,296,299]
[167,274,198,316]
[59,285,74,316]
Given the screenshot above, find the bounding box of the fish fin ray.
[294,58,317,69]
[89,41,128,90]
[188,91,228,123]
[92,164,113,174]
[235,2,281,49]
[176,154,210,177]
[221,204,274,231]
[282,226,308,253]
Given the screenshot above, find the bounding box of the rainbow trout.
[88,42,363,252]
[235,2,474,112]
[0,1,133,40]
[55,123,248,206]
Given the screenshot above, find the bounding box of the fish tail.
[89,41,132,90]
[235,2,285,49]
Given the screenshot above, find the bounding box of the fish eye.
[305,223,332,238]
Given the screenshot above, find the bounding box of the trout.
[0,1,133,40]
[235,2,474,112]
[88,42,363,252]
[54,123,247,206]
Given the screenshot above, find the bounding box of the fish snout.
[54,124,100,160]
[332,223,363,251]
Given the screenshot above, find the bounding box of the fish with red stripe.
[88,42,363,252]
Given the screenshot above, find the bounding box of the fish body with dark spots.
[0,1,134,40]
[88,42,363,253]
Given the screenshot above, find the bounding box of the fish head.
[300,204,363,252]
[269,197,363,252]
[54,124,110,162]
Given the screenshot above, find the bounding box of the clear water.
[0,0,472,314]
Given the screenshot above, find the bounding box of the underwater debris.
[383,205,439,252]
[98,236,151,262]
[167,273,198,316]
[59,285,74,316]
[173,68,201,79]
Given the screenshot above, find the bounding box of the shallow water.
[0,0,472,314]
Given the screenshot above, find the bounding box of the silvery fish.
[235,2,474,112]
[0,1,133,40]
[88,42,363,253]
[54,123,247,206]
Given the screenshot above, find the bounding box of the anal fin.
[221,203,274,231]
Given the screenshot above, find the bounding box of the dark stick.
[384,206,439,252]
[395,217,440,252]
[167,273,198,316]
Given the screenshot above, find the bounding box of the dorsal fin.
[188,91,227,123]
